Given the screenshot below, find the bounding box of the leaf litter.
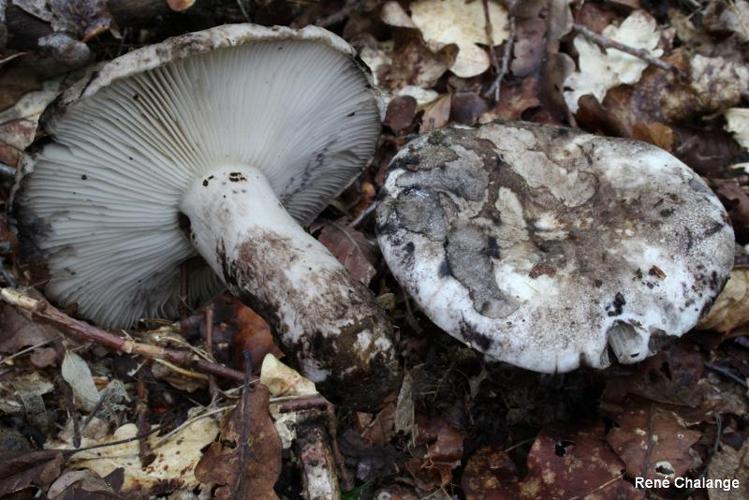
[2,0,749,498]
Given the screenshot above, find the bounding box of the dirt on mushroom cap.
[376,121,735,373]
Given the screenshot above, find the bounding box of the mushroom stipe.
[13,24,400,409]
[376,122,735,373]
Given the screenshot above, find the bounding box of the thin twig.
[136,366,155,467]
[705,362,749,388]
[233,351,254,500]
[205,305,219,400]
[573,24,678,73]
[347,201,377,229]
[314,0,360,28]
[0,340,53,366]
[482,0,500,72]
[0,288,249,383]
[59,377,81,448]
[486,16,515,102]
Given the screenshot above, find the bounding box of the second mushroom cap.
[376,121,734,372]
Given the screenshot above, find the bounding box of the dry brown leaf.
[606,405,701,480]
[420,94,451,133]
[0,303,57,354]
[462,447,519,499]
[520,424,640,499]
[384,95,417,134]
[195,385,282,499]
[404,417,464,490]
[0,450,64,497]
[316,220,378,284]
[229,302,284,372]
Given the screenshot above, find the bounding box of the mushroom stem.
[181,165,400,407]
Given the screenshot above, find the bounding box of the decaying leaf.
[410,0,509,78]
[46,469,119,499]
[0,450,64,497]
[565,10,663,113]
[229,302,284,372]
[699,267,749,332]
[520,424,639,499]
[195,385,282,500]
[359,36,457,98]
[420,94,451,133]
[461,447,519,499]
[404,417,464,490]
[384,95,417,134]
[0,303,57,354]
[704,0,749,42]
[0,79,60,166]
[60,351,100,413]
[706,440,749,500]
[606,405,701,480]
[726,108,749,149]
[316,220,379,284]
[52,412,219,496]
[260,353,317,398]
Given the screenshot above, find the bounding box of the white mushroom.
[15,24,400,406]
[376,122,735,373]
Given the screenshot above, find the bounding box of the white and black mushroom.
[14,24,400,406]
[376,121,735,373]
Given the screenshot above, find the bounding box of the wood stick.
[573,24,678,73]
[0,287,248,384]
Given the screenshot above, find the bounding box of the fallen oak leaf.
[410,0,509,78]
[314,220,379,284]
[520,424,639,499]
[606,404,701,481]
[195,384,281,499]
[0,450,64,497]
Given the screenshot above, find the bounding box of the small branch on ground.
[312,0,361,28]
[485,15,515,102]
[348,202,377,229]
[58,376,81,448]
[233,351,254,500]
[0,287,248,384]
[705,362,748,388]
[573,24,678,73]
[482,0,500,75]
[204,305,219,400]
[136,366,156,467]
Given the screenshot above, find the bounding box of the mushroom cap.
[376,122,735,373]
[15,24,381,328]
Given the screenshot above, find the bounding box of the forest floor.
[2,0,749,499]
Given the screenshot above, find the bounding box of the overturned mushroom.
[376,122,734,373]
[14,24,400,407]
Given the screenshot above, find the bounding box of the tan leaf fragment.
[411,0,509,78]
[699,267,749,332]
[564,10,663,112]
[260,353,317,398]
[725,108,749,150]
[51,414,219,495]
